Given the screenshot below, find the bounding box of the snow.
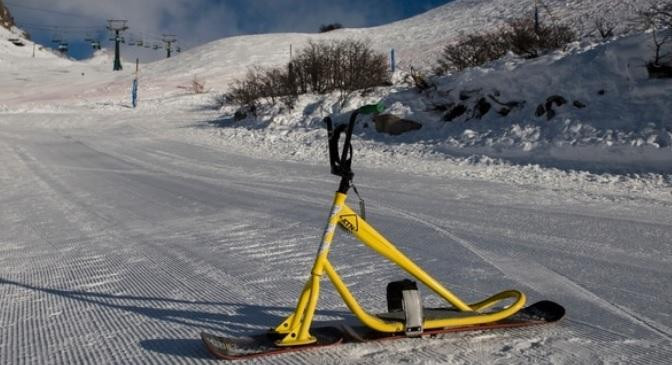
[1,0,672,364]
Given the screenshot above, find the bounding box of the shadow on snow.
[0,277,350,360]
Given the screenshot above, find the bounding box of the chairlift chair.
[57,42,69,54]
[8,38,25,46]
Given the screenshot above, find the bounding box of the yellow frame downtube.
[275,193,347,346]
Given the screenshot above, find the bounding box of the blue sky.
[6,0,453,61]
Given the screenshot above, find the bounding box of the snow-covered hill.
[194,31,670,176]
[0,0,669,176]
[141,0,650,92]
[2,0,652,106]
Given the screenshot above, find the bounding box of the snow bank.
[0,0,669,188]
[203,32,671,176]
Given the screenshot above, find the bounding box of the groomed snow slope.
[0,3,671,364]
[1,111,671,365]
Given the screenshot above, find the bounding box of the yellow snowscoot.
[201,103,564,360]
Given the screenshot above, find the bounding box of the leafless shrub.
[435,17,576,74]
[319,23,343,33]
[503,18,576,59]
[192,76,206,94]
[435,33,507,74]
[404,66,435,92]
[225,39,389,109]
[178,75,207,94]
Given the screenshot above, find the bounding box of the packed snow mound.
[211,32,672,174]
[0,0,669,176]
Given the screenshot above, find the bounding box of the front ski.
[344,300,565,343]
[201,326,343,360]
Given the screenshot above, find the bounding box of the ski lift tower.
[107,19,128,71]
[162,34,177,58]
[534,0,540,34]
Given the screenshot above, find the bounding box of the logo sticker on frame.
[340,214,359,233]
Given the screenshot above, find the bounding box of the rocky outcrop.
[374,114,422,135]
[471,97,492,119]
[444,104,467,121]
[1,0,16,30]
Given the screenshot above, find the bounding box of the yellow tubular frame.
[273,192,526,346]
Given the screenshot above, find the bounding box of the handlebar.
[324,103,384,188]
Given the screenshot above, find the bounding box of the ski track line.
[6,127,672,364]
[387,207,672,343]
[5,145,262,363]
[1,146,133,364]
[91,145,601,363]
[110,137,672,273]
[12,143,264,307]
[83,136,672,343]
[376,209,672,364]
[6,138,355,364]
[3,134,484,363]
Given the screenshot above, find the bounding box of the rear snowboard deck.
[345,300,565,342]
[201,301,564,360]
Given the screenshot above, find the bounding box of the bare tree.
[593,15,617,40]
[637,1,672,65]
[634,1,672,77]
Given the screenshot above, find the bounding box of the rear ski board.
[201,326,343,360]
[344,300,565,342]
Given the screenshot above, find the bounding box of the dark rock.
[432,103,451,112]
[546,95,567,107]
[488,94,525,110]
[498,107,511,116]
[597,89,606,95]
[546,108,556,120]
[233,109,249,121]
[444,104,467,121]
[647,62,672,79]
[374,114,422,135]
[535,104,546,117]
[544,95,567,120]
[573,100,587,109]
[459,89,481,101]
[471,98,492,119]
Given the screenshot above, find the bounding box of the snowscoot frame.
[273,103,526,346]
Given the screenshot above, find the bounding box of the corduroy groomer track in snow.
[1,0,672,363]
